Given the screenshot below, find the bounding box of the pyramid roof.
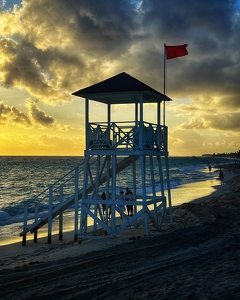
[72,72,171,104]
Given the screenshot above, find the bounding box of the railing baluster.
[48,185,53,244]
[22,205,28,246]
[74,167,79,241]
[59,185,63,240]
[34,204,39,243]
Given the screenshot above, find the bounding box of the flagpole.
[163,43,166,126]
[162,43,188,226]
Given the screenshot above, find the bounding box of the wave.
[0,156,236,239]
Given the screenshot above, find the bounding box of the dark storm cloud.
[141,0,235,40]
[136,1,240,99]
[20,0,140,58]
[72,0,141,55]
[1,0,240,122]
[1,0,143,102]
[168,57,240,97]
[0,38,84,101]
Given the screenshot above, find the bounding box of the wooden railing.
[88,121,168,151]
[20,158,89,244]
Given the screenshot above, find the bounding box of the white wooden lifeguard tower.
[72,72,172,240]
[19,72,172,245]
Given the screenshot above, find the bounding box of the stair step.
[20,155,139,236]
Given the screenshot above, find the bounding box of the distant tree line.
[202,150,240,158]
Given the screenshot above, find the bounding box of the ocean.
[0,156,235,245]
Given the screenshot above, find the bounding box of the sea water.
[0,156,235,244]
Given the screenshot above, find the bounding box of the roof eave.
[72,91,171,104]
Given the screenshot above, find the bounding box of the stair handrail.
[20,155,130,237]
[24,155,97,208]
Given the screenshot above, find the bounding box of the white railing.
[88,121,168,151]
[20,158,91,240]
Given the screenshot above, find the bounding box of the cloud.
[0,100,31,126]
[1,0,240,156]
[179,119,207,130]
[169,129,205,155]
[0,38,81,103]
[142,0,236,39]
[0,0,240,105]
[0,1,6,9]
[206,113,240,130]
[178,111,240,131]
[169,128,240,156]
[170,91,240,131]
[0,0,143,104]
[218,94,240,110]
[0,99,67,129]
[25,99,56,127]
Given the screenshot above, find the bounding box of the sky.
[0,0,240,156]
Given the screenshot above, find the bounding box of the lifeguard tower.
[72,72,172,240]
[19,72,172,245]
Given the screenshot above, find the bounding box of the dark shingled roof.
[72,72,171,104]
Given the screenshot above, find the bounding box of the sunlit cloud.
[0,100,31,126]
[0,0,240,155]
[0,99,69,130]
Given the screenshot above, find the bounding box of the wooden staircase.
[19,155,139,238]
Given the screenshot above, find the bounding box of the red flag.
[165,44,188,59]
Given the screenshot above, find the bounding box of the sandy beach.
[0,163,240,299]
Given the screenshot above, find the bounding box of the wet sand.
[0,163,240,299]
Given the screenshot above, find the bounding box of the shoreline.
[0,168,225,247]
[0,164,237,254]
[0,165,231,247]
[0,163,239,299]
